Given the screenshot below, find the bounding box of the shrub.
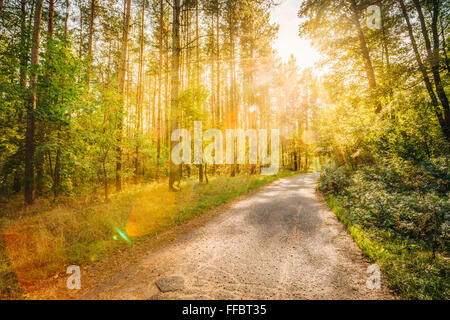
[318,163,351,194]
[320,157,450,299]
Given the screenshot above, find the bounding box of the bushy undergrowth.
[319,157,449,300]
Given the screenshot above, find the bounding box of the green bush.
[319,157,450,299]
[318,163,351,194]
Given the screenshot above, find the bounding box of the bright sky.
[270,0,320,69]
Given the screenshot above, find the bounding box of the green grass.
[0,170,297,299]
[325,194,449,300]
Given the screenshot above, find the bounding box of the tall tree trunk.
[165,35,170,151]
[441,16,450,74]
[53,135,61,200]
[413,0,450,140]
[135,0,145,184]
[398,0,448,141]
[152,76,157,130]
[381,6,391,75]
[78,1,83,59]
[19,0,28,123]
[157,0,164,179]
[24,0,44,205]
[349,0,378,111]
[64,0,70,41]
[116,0,131,192]
[102,155,108,200]
[216,4,220,127]
[431,0,450,136]
[169,0,182,191]
[48,0,54,39]
[15,0,28,188]
[196,0,203,183]
[87,0,95,89]
[48,0,62,200]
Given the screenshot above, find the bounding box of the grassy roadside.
[0,170,297,299]
[324,194,449,300]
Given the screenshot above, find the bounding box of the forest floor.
[26,173,394,300]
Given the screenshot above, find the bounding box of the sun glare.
[270,0,321,69]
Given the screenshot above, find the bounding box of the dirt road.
[77,173,392,300]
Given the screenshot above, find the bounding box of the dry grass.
[0,171,296,299]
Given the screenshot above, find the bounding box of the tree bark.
[48,0,54,39]
[87,0,95,89]
[169,0,182,191]
[412,0,450,141]
[19,0,28,123]
[48,0,62,200]
[398,0,449,141]
[349,0,379,111]
[196,0,203,183]
[157,0,163,180]
[430,0,450,137]
[116,0,131,192]
[135,0,145,184]
[64,0,70,41]
[24,0,44,205]
[165,35,170,151]
[440,16,450,74]
[216,3,221,127]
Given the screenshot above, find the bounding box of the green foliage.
[326,194,449,300]
[318,162,351,194]
[320,158,450,244]
[178,85,208,123]
[320,158,450,299]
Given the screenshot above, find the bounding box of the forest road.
[79,173,393,300]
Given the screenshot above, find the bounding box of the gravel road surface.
[78,173,393,300]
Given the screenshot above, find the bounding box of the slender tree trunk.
[398,0,449,141]
[440,17,450,74]
[209,13,215,127]
[19,0,28,123]
[350,0,376,89]
[79,2,83,59]
[24,0,44,205]
[47,0,62,200]
[165,36,170,152]
[87,0,95,89]
[103,156,108,200]
[349,0,378,111]
[135,0,145,184]
[216,4,220,127]
[412,0,450,140]
[169,0,182,191]
[15,0,28,191]
[157,0,164,179]
[116,0,131,192]
[430,0,450,135]
[64,0,70,41]
[152,76,157,130]
[53,136,61,200]
[48,0,54,38]
[183,3,190,178]
[196,0,203,183]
